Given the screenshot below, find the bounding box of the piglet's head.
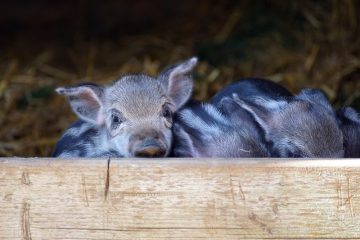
[233,89,344,158]
[57,57,198,157]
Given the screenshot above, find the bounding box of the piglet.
[232,89,344,158]
[171,98,270,158]
[172,78,292,158]
[52,57,198,157]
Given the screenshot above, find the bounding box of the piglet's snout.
[134,138,166,157]
[130,131,167,157]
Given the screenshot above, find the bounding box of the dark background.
[0,0,359,157]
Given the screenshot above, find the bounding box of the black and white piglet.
[171,98,270,157]
[222,79,344,158]
[171,78,291,158]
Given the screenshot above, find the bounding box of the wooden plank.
[1,158,360,239]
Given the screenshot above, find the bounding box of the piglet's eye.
[110,110,124,129]
[162,105,173,119]
[112,115,121,124]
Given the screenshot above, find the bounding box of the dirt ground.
[0,0,359,157]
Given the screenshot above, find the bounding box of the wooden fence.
[1,158,360,239]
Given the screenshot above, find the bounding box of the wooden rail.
[1,158,360,239]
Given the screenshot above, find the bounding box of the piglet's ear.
[56,83,105,125]
[217,97,239,114]
[297,89,333,112]
[217,97,253,123]
[232,94,287,138]
[159,57,198,110]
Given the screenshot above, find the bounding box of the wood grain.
[1,158,360,239]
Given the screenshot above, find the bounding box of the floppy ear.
[159,57,198,110]
[217,97,253,123]
[297,89,333,112]
[56,83,105,125]
[232,94,287,138]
